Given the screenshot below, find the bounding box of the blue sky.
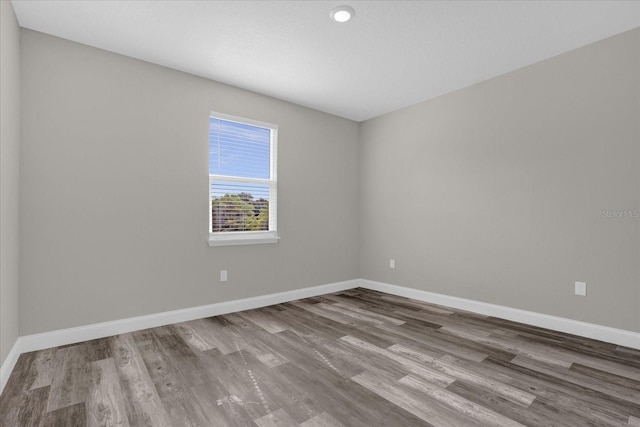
[209,117,270,179]
[209,117,271,199]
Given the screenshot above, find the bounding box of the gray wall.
[0,1,21,366]
[14,25,640,339]
[360,29,640,332]
[19,30,360,335]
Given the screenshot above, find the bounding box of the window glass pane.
[211,181,269,232]
[209,117,271,179]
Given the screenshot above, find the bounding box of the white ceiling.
[11,0,640,122]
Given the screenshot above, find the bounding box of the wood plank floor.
[1,288,639,426]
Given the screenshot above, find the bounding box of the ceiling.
[10,0,640,122]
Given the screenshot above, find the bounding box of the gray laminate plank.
[0,352,37,424]
[330,301,406,325]
[271,302,396,349]
[290,301,363,325]
[334,319,419,350]
[173,321,215,352]
[503,332,640,380]
[511,355,640,406]
[46,345,90,412]
[110,333,173,427]
[40,402,86,427]
[391,307,494,337]
[275,360,428,427]
[85,358,130,427]
[155,325,216,385]
[340,335,456,387]
[545,345,640,382]
[398,374,526,427]
[443,353,632,422]
[387,343,536,406]
[485,317,639,367]
[235,345,328,423]
[233,339,328,424]
[133,329,211,426]
[222,348,292,418]
[427,327,522,363]
[84,338,114,361]
[440,325,492,338]
[313,302,387,326]
[28,348,55,391]
[351,370,479,427]
[445,380,579,427]
[199,348,271,421]
[192,317,239,354]
[300,412,345,427]
[265,306,347,341]
[254,408,299,427]
[328,292,418,314]
[570,363,640,391]
[437,326,574,368]
[189,379,259,427]
[376,322,497,362]
[617,346,640,360]
[481,356,640,424]
[236,309,289,334]
[15,386,49,427]
[309,335,410,380]
[197,348,257,405]
[221,320,289,368]
[347,291,431,312]
[380,293,461,315]
[377,308,444,329]
[372,323,462,360]
[275,330,364,379]
[525,395,621,427]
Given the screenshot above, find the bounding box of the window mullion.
[210,175,273,185]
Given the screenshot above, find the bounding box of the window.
[208,112,279,246]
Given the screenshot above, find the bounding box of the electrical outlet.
[574,281,586,296]
[389,259,395,269]
[220,270,228,282]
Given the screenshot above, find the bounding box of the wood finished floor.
[1,288,640,427]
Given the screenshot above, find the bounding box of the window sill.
[208,231,280,247]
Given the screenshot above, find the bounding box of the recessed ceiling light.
[330,5,355,23]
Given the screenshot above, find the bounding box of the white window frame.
[208,112,279,247]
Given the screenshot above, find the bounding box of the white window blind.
[208,113,279,246]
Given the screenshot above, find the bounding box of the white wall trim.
[0,339,22,394]
[3,277,639,394]
[0,279,358,394]
[18,279,359,354]
[360,279,640,350]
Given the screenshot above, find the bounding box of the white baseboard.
[0,339,22,394]
[3,277,639,394]
[0,279,358,394]
[17,279,359,354]
[360,279,640,350]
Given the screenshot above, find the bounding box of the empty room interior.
[1,1,639,426]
